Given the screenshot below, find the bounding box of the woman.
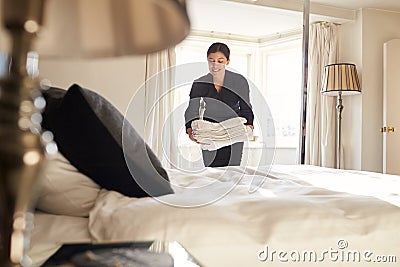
[184,42,254,167]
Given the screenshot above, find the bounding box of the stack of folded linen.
[191,117,253,151]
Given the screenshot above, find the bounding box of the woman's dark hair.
[207,42,230,60]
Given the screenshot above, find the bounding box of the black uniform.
[184,70,254,167]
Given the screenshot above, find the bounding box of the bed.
[28,85,400,266]
[30,161,400,266]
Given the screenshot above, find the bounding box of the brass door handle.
[380,126,396,133]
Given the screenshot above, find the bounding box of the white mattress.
[29,165,400,266]
[85,165,400,266]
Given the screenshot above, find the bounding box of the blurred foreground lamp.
[321,63,361,169]
[0,0,190,266]
[34,0,190,57]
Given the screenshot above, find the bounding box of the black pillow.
[42,84,173,197]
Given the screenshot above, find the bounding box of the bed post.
[299,0,310,164]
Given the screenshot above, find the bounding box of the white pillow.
[36,152,101,217]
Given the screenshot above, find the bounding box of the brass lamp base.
[0,1,48,265]
[0,75,46,266]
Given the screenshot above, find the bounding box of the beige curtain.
[144,48,177,168]
[305,22,339,168]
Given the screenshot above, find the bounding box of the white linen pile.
[191,117,253,150]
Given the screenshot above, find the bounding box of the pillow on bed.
[42,84,173,198]
[37,152,100,217]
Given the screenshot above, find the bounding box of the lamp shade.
[321,63,361,96]
[31,0,190,57]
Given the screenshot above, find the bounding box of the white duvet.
[86,165,400,267]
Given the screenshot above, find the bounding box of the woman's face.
[207,51,230,77]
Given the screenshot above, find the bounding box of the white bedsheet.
[87,165,400,267]
[29,212,91,267]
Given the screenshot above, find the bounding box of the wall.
[340,8,400,172]
[38,8,400,172]
[339,11,362,170]
[361,9,400,172]
[39,56,147,136]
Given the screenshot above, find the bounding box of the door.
[383,39,400,175]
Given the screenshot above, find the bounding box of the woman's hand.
[186,128,200,143]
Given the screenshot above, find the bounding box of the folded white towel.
[192,117,247,135]
[191,117,253,151]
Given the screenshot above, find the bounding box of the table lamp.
[0,0,190,266]
[321,63,361,169]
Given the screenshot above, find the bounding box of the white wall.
[38,7,400,172]
[339,11,362,170]
[361,9,400,172]
[39,56,147,136]
[340,8,400,172]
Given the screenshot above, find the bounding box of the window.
[174,35,302,167]
[263,44,302,148]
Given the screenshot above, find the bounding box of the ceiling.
[312,0,400,12]
[187,0,400,39]
[187,0,303,38]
